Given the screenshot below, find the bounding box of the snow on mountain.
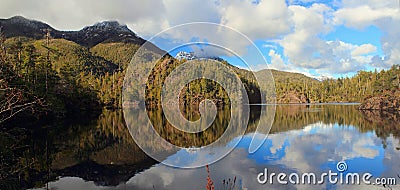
[175,51,197,60]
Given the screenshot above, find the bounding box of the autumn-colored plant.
[206,165,215,190]
[206,165,238,190]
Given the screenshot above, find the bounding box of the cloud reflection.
[121,122,400,190]
[36,106,400,190]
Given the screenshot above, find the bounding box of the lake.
[7,104,400,189]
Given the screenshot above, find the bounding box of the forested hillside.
[1,16,400,126]
[0,16,154,126]
[263,67,400,103]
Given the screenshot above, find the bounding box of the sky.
[1,0,400,78]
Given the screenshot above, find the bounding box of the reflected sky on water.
[30,105,400,190]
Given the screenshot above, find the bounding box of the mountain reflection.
[125,123,400,190]
[4,105,400,189]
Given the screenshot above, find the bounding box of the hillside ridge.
[0,16,149,48]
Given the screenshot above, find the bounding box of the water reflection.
[124,126,400,190]
[122,105,400,190]
[1,110,156,189]
[5,105,400,189]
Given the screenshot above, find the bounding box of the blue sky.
[1,0,399,78]
[162,21,385,78]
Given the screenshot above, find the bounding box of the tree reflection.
[1,105,400,189]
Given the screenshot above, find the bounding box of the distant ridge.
[0,16,164,54]
[0,16,54,39]
[0,16,323,88]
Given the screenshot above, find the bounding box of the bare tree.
[0,26,43,125]
[0,26,6,63]
[0,88,41,124]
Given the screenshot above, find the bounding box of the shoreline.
[120,101,361,109]
[249,102,361,106]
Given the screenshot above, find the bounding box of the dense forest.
[1,16,400,126]
[1,16,400,190]
[0,35,126,126]
[266,66,400,103]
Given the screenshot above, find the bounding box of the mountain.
[0,16,163,54]
[0,16,316,81]
[59,21,145,47]
[3,15,382,111]
[258,69,317,84]
[175,51,197,60]
[314,75,332,81]
[0,16,54,39]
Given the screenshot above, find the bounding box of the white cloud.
[0,0,399,76]
[220,0,291,40]
[268,49,286,70]
[325,40,370,73]
[340,0,399,9]
[0,0,167,31]
[152,0,293,58]
[262,43,278,49]
[333,0,400,69]
[253,49,291,72]
[162,0,221,26]
[272,3,382,75]
[351,43,377,56]
[279,4,334,69]
[263,50,323,79]
[334,5,399,29]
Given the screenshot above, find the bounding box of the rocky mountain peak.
[175,51,197,60]
[8,15,30,23]
[0,16,54,39]
[83,21,132,34]
[0,16,145,47]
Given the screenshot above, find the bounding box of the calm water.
[9,105,400,189]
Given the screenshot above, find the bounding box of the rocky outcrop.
[359,109,400,139]
[358,91,400,111]
[277,92,310,104]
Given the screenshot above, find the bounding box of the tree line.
[271,66,400,103]
[0,32,126,126]
[1,30,400,125]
